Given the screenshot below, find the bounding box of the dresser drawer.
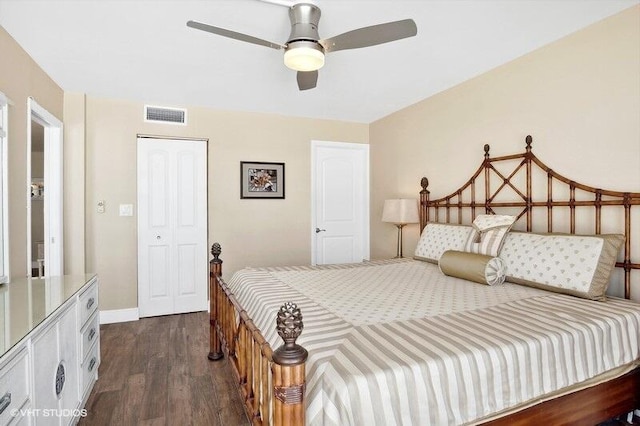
[81,344,99,399]
[80,313,99,362]
[0,348,30,426]
[78,281,98,326]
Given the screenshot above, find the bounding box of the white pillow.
[499,231,624,301]
[414,223,474,264]
[464,214,516,257]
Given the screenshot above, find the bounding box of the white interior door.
[137,137,208,318]
[311,141,369,265]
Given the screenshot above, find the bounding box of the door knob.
[315,228,326,233]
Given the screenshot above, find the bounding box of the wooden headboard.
[419,135,640,299]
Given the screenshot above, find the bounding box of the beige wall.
[0,26,65,278]
[63,92,86,275]
[84,97,368,311]
[370,6,640,297]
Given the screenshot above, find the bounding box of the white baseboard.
[100,308,140,324]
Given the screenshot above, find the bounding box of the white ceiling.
[0,0,637,123]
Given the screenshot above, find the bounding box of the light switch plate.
[119,204,133,217]
[97,200,105,214]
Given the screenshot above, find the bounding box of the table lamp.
[382,199,419,258]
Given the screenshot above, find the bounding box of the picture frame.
[240,161,285,199]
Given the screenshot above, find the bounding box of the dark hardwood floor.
[79,312,249,426]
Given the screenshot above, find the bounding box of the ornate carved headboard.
[419,135,640,299]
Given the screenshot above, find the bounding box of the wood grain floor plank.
[167,362,193,425]
[186,317,210,377]
[81,390,119,426]
[137,417,166,426]
[139,354,169,420]
[113,373,146,426]
[190,375,222,426]
[210,360,249,425]
[93,328,135,393]
[129,326,151,376]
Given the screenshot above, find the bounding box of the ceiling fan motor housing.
[287,3,323,51]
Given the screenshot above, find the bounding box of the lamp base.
[395,224,407,258]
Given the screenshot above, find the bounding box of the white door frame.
[310,140,370,265]
[26,98,63,277]
[0,92,10,283]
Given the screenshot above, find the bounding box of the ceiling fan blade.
[297,70,318,91]
[187,20,284,50]
[321,19,417,53]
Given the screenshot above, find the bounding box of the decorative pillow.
[464,214,516,257]
[414,223,473,264]
[499,232,624,301]
[439,250,506,286]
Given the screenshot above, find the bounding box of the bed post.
[420,177,430,232]
[208,243,224,361]
[272,302,308,426]
[484,144,491,215]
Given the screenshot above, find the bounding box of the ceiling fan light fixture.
[284,41,325,72]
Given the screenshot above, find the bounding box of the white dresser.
[0,275,99,425]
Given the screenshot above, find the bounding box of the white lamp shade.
[382,199,419,224]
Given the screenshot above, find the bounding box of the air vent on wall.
[144,105,187,125]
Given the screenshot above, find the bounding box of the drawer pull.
[89,357,97,372]
[88,328,96,341]
[0,392,11,415]
[86,297,95,310]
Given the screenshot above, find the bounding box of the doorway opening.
[27,98,63,278]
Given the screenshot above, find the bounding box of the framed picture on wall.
[240,161,285,199]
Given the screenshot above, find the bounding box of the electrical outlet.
[97,200,105,213]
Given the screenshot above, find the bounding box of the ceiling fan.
[187,2,417,91]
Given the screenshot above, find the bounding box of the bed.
[208,135,640,425]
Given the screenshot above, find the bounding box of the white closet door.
[137,138,208,318]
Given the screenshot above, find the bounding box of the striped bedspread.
[227,259,640,425]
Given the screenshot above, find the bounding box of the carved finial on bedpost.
[484,144,490,159]
[525,135,533,151]
[273,302,308,365]
[210,243,222,277]
[272,302,308,422]
[420,177,429,193]
[211,242,222,261]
